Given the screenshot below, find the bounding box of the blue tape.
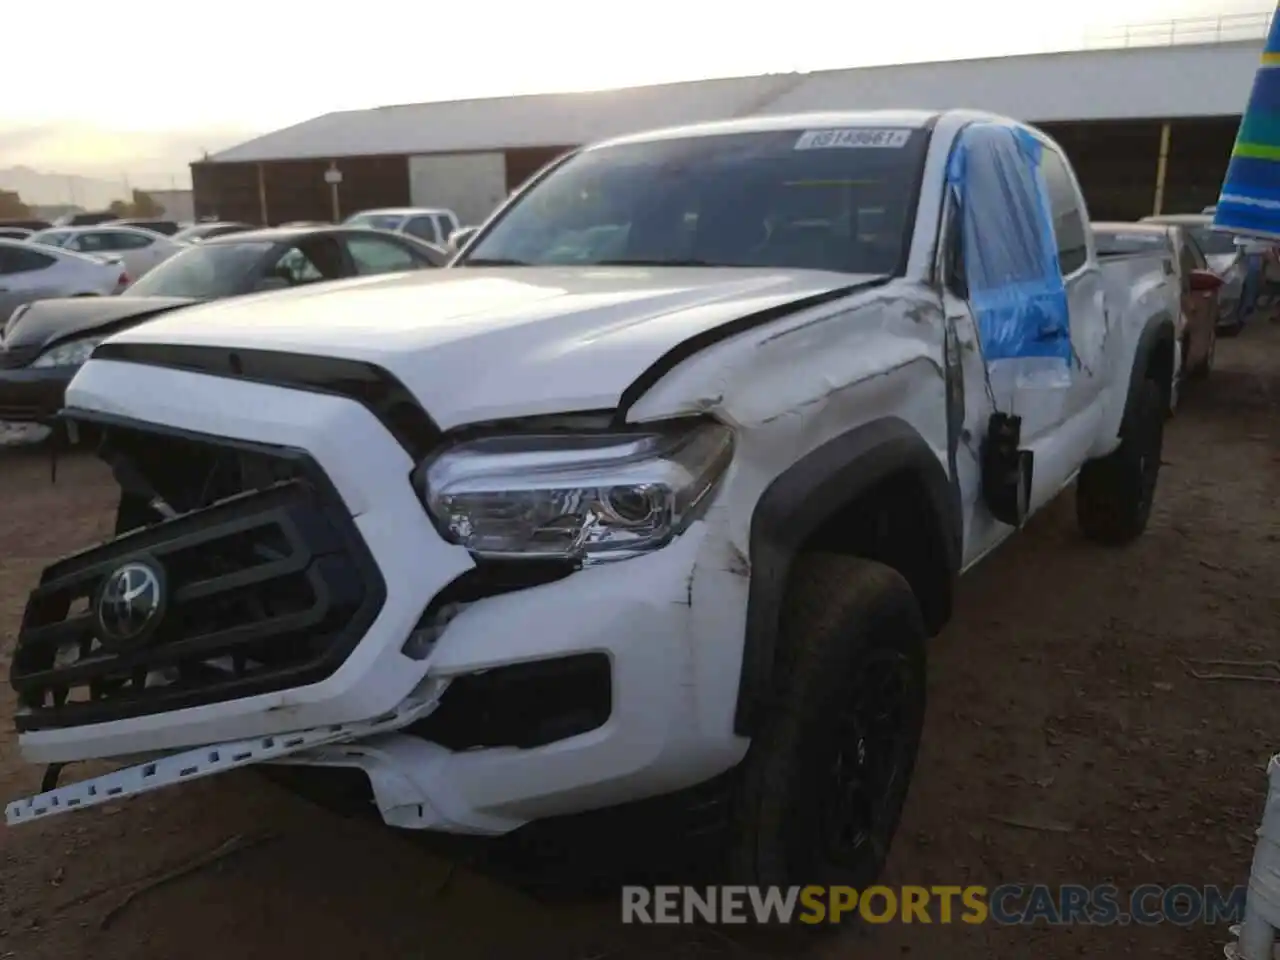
[945,123,1072,368]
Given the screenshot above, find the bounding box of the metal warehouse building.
[192,32,1265,226]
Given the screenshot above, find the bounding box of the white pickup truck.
[6,110,1178,894]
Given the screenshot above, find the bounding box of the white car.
[27,225,184,280]
[0,239,129,323]
[5,110,1178,898]
[344,207,461,247]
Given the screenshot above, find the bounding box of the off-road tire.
[725,554,927,923]
[1076,378,1164,545]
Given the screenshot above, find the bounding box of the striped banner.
[1214,3,1280,239]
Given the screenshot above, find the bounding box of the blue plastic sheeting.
[945,123,1072,379]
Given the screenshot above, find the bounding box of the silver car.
[1142,213,1246,324]
[0,239,128,324]
[343,207,461,247]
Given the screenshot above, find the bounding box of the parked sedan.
[0,227,33,241]
[0,224,444,424]
[27,225,185,280]
[1094,221,1223,383]
[1142,213,1247,331]
[0,239,129,323]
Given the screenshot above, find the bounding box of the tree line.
[0,188,165,220]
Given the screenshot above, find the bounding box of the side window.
[403,217,437,242]
[109,231,154,249]
[269,246,325,285]
[345,236,420,275]
[434,215,452,244]
[944,122,1072,371]
[1038,150,1089,276]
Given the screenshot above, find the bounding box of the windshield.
[459,126,930,274]
[346,213,407,232]
[1186,225,1238,257]
[1093,230,1167,257]
[125,241,273,298]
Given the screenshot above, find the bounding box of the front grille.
[10,422,386,731]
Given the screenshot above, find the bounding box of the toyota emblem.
[96,560,166,649]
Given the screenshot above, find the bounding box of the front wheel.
[725,554,927,902]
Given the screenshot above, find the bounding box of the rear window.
[124,241,273,298]
[28,230,72,248]
[1186,225,1237,256]
[1093,230,1168,257]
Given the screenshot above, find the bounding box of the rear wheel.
[1077,379,1165,545]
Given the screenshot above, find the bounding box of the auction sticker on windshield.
[794,128,912,150]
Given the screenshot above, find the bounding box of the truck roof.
[593,110,944,149]
[1093,221,1172,235]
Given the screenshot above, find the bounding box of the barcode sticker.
[794,128,912,150]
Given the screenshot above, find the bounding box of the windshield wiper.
[457,257,531,266]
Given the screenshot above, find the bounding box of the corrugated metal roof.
[207,74,806,163]
[207,41,1260,164]
[761,41,1260,122]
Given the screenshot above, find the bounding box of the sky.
[0,0,1273,184]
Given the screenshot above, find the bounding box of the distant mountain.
[0,166,126,209]
[0,123,262,207]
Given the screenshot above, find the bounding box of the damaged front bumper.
[6,356,750,832]
[5,682,446,827]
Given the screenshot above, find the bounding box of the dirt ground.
[1,321,1279,960]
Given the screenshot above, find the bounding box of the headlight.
[31,336,105,368]
[416,420,734,563]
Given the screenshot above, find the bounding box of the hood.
[3,296,197,360]
[100,267,883,428]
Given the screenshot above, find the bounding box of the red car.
[1093,221,1223,382]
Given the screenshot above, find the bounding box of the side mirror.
[1188,269,1224,293]
[981,412,1034,528]
[449,226,478,253]
[254,276,291,293]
